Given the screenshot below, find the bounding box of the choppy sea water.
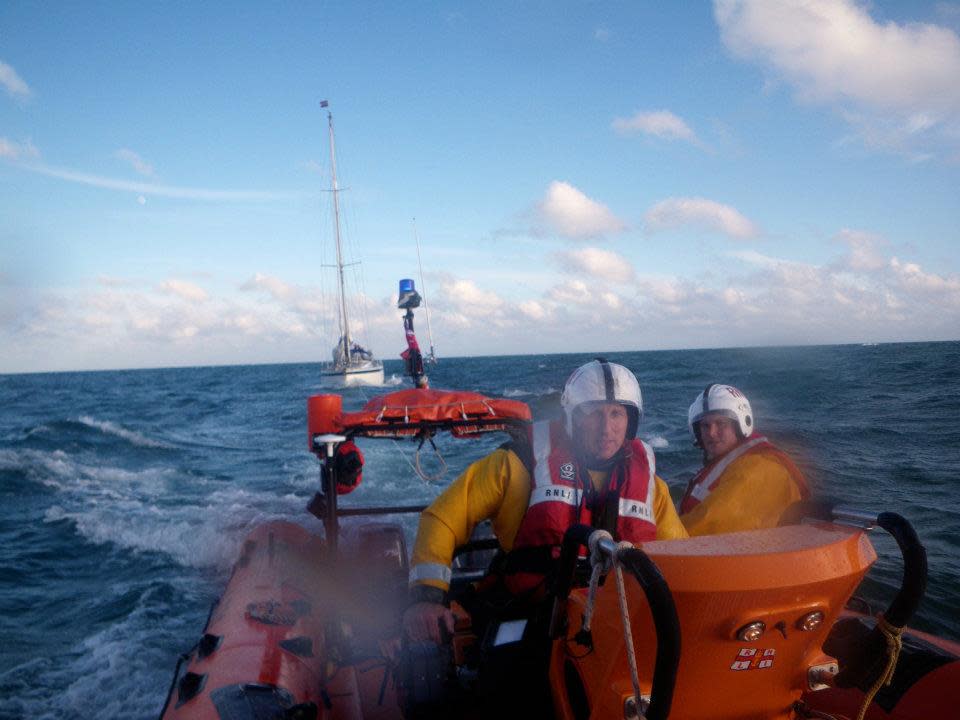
[0,342,957,718]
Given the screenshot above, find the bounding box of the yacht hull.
[320,362,385,388]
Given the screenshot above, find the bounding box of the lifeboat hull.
[160,520,407,720]
[162,522,959,720]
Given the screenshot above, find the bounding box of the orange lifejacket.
[504,420,657,594]
[679,433,809,514]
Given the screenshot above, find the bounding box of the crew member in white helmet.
[403,359,687,644]
[679,384,809,536]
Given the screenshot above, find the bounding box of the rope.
[578,531,644,717]
[413,434,447,483]
[390,437,421,477]
[854,614,904,720]
[612,540,644,715]
[581,530,614,635]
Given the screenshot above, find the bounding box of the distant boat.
[319,103,384,387]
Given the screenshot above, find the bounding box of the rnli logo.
[730,648,775,671]
[559,463,575,481]
[545,487,574,500]
[622,503,652,521]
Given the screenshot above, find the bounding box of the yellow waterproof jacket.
[409,447,688,593]
[679,452,806,537]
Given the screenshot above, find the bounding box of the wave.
[647,435,669,449]
[502,388,532,398]
[77,415,171,448]
[0,578,210,719]
[502,386,558,398]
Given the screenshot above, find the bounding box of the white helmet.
[561,359,642,437]
[687,383,753,444]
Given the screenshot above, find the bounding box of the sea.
[0,342,958,718]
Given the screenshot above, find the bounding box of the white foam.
[648,435,670,449]
[0,577,212,719]
[13,447,252,568]
[502,388,532,398]
[78,415,170,448]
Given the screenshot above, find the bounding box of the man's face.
[573,402,629,462]
[698,413,740,461]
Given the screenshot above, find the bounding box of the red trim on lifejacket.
[679,432,809,514]
[505,419,657,594]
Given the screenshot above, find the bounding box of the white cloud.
[636,276,692,304]
[438,278,504,311]
[115,148,156,178]
[14,162,298,202]
[240,272,296,301]
[537,181,626,239]
[836,229,886,271]
[547,279,593,305]
[556,247,635,284]
[645,197,759,239]
[715,0,960,155]
[3,245,958,373]
[612,110,699,143]
[890,257,960,298]
[0,137,39,160]
[0,60,30,98]
[729,249,779,267]
[518,300,547,320]
[600,292,622,310]
[160,279,209,303]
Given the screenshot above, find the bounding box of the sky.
[2,0,959,374]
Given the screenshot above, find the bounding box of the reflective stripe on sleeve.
[531,421,552,490]
[618,496,654,521]
[528,484,580,508]
[408,562,452,586]
[618,440,656,522]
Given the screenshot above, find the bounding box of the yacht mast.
[413,218,436,362]
[326,103,351,366]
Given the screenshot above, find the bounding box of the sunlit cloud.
[0,60,31,98]
[547,279,593,305]
[159,279,209,303]
[240,272,296,301]
[612,109,699,144]
[518,299,547,320]
[835,229,886,271]
[537,181,626,240]
[3,241,959,373]
[437,277,504,313]
[115,148,156,179]
[890,257,960,299]
[645,197,759,239]
[714,0,960,156]
[556,247,635,284]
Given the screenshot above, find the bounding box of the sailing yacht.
[319,103,384,387]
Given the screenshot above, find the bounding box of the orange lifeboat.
[160,389,960,720]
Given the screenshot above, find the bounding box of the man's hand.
[402,601,455,644]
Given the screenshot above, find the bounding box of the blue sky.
[2,1,959,373]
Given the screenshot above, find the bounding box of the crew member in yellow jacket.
[403,359,687,644]
[679,384,809,536]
